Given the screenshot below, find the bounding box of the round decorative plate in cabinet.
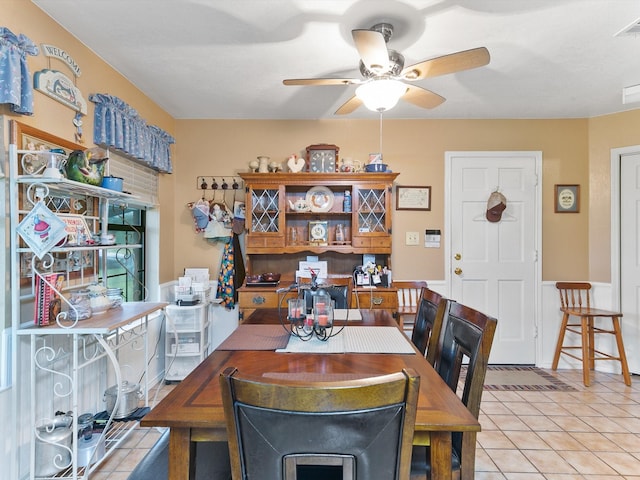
[306,186,334,212]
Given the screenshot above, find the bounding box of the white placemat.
[333,309,362,321]
[343,326,416,354]
[277,326,416,354]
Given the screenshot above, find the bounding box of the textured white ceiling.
[32,0,640,120]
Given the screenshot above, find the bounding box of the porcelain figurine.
[288,198,310,212]
[287,154,305,173]
[268,161,280,172]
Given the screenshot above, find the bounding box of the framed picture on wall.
[555,184,580,213]
[396,186,431,211]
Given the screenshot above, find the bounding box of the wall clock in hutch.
[306,144,339,173]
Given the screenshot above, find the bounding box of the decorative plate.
[17,201,68,259]
[306,186,334,212]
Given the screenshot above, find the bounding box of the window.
[98,150,159,302]
[100,204,146,301]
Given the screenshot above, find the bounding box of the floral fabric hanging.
[217,237,236,309]
[216,234,246,310]
[0,27,38,115]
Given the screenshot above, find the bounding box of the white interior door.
[446,152,541,364]
[620,152,640,373]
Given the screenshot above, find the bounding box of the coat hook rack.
[195,176,243,190]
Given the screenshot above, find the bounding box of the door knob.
[454,253,461,260]
[454,267,463,275]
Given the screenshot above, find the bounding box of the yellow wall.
[587,110,640,281]
[175,119,591,281]
[4,0,176,282]
[7,1,640,284]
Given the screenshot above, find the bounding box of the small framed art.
[16,202,68,259]
[396,186,431,211]
[554,184,580,213]
[58,214,91,245]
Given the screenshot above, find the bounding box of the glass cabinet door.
[250,187,281,233]
[355,186,389,234]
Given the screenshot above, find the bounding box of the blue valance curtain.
[89,93,174,173]
[0,27,38,115]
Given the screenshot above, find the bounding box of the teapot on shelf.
[288,198,311,212]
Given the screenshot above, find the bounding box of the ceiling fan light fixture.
[356,79,407,112]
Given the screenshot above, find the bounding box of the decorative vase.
[257,156,270,173]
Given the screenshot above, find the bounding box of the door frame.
[444,151,543,364]
[610,144,640,310]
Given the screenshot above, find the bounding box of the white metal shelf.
[10,134,163,480]
[15,174,138,202]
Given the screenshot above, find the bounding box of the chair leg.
[581,316,591,386]
[587,317,596,371]
[552,313,570,370]
[611,316,632,386]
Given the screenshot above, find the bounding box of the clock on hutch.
[306,144,339,173]
[308,220,329,245]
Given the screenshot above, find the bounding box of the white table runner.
[277,326,416,354]
[333,309,362,321]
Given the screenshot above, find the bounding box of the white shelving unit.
[164,303,210,382]
[8,121,166,480]
[16,303,166,479]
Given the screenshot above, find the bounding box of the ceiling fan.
[283,23,490,115]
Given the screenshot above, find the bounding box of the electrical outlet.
[405,231,420,245]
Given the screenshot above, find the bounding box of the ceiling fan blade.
[335,96,363,115]
[403,84,446,109]
[283,78,361,86]
[401,47,490,81]
[352,29,390,73]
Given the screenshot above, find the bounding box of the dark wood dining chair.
[411,301,497,480]
[300,277,352,314]
[552,282,631,386]
[410,287,449,365]
[220,366,420,480]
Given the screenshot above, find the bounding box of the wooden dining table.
[141,308,480,480]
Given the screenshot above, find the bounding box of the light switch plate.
[406,231,419,245]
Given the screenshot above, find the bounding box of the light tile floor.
[93,368,640,480]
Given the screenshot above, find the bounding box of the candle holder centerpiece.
[281,271,349,341]
[287,295,336,341]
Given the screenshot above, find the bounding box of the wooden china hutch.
[237,172,399,319]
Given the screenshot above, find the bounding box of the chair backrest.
[433,301,497,455]
[300,280,351,314]
[410,287,448,364]
[395,281,429,315]
[220,367,420,480]
[556,282,591,310]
